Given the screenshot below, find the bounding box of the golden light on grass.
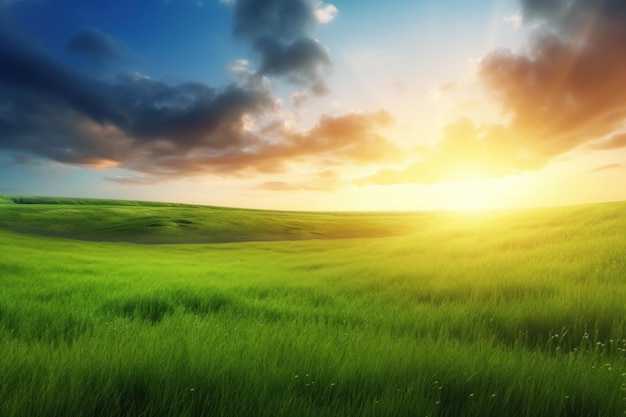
[2,197,626,416]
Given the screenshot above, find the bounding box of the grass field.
[1,195,626,416]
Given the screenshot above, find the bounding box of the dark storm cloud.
[0,77,278,166]
[67,28,125,64]
[106,74,275,147]
[519,0,626,30]
[0,73,273,170]
[231,0,318,39]
[0,26,117,123]
[0,25,276,153]
[0,24,399,181]
[228,0,334,93]
[107,109,400,181]
[255,36,330,89]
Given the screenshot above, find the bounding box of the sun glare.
[452,197,489,211]
[433,176,521,212]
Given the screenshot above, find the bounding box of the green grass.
[0,195,436,243]
[1,196,626,416]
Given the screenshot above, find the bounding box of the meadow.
[1,195,625,417]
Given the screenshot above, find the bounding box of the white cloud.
[504,12,523,29]
[228,59,251,75]
[131,72,152,80]
[315,2,338,24]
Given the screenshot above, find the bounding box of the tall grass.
[1,198,625,416]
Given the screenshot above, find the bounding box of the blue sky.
[1,0,625,210]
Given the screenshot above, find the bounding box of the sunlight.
[431,175,529,212]
[450,196,489,211]
[426,168,502,211]
[441,180,494,211]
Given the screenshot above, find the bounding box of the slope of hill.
[0,195,443,243]
[1,196,626,417]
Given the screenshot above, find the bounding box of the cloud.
[254,36,330,92]
[0,25,399,182]
[589,163,623,173]
[589,133,626,150]
[257,169,340,191]
[290,91,308,107]
[281,109,399,163]
[315,2,338,24]
[0,27,118,124]
[360,118,544,185]
[67,28,126,65]
[518,0,626,33]
[477,1,626,157]
[104,109,399,182]
[228,59,252,75]
[227,0,335,93]
[504,12,523,29]
[364,0,626,185]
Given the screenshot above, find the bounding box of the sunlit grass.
[1,196,625,416]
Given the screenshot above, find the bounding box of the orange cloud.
[363,3,626,186]
[590,133,626,150]
[361,118,545,185]
[257,169,340,191]
[108,109,400,183]
[589,163,623,173]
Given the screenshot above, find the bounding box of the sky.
[1,0,625,211]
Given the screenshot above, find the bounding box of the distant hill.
[0,195,443,244]
[1,195,624,245]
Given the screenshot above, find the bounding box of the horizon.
[1,0,625,211]
[3,193,624,215]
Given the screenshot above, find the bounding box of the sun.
[435,176,509,212]
[452,197,489,211]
